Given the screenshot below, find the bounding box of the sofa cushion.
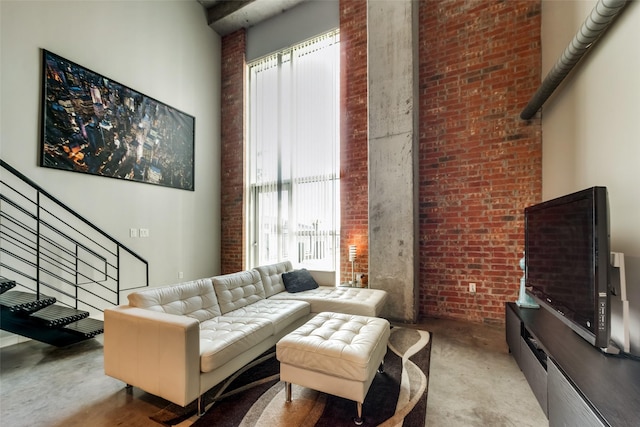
[199,316,273,373]
[223,299,311,334]
[127,278,222,321]
[282,269,319,293]
[254,261,293,297]
[212,270,265,314]
[268,286,388,317]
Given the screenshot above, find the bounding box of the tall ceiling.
[198,0,307,36]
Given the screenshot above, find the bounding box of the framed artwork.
[40,49,195,191]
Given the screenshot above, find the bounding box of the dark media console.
[506,302,640,426]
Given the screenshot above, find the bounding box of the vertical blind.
[247,30,340,271]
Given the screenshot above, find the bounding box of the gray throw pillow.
[281,269,319,293]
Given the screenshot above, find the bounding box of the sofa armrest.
[308,270,336,287]
[104,305,201,407]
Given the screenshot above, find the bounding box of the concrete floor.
[421,318,548,426]
[0,317,548,427]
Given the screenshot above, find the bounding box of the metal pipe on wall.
[520,0,628,120]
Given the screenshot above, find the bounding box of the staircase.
[0,277,103,346]
[1,160,149,347]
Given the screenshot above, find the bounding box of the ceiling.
[198,0,307,36]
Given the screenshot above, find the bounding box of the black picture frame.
[40,49,195,191]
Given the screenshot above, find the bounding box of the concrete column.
[367,0,419,322]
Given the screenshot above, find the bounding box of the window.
[247,30,340,272]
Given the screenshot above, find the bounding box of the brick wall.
[219,4,367,277]
[219,0,543,325]
[339,0,368,284]
[220,29,246,274]
[418,0,542,324]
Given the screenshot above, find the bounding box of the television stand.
[506,302,640,426]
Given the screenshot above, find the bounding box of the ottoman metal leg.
[354,402,364,425]
[285,382,292,402]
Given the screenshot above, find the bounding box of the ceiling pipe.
[520,0,628,120]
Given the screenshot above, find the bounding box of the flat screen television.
[525,187,611,349]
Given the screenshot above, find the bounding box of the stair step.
[0,290,56,313]
[63,318,104,338]
[30,304,89,327]
[0,277,16,294]
[1,308,102,347]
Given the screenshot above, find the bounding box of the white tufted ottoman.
[276,312,390,425]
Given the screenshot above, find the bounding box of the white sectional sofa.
[103,261,387,414]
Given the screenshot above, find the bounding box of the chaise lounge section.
[255,261,387,316]
[103,261,387,414]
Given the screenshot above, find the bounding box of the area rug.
[149,326,431,427]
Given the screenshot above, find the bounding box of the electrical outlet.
[139,228,149,238]
[469,282,476,294]
[178,272,184,279]
[129,228,138,238]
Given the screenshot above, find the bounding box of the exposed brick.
[339,0,368,283]
[220,29,246,274]
[220,0,542,325]
[418,0,542,324]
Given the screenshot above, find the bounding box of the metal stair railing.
[0,159,148,314]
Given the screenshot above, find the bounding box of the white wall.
[0,2,221,288]
[541,0,640,353]
[246,0,339,61]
